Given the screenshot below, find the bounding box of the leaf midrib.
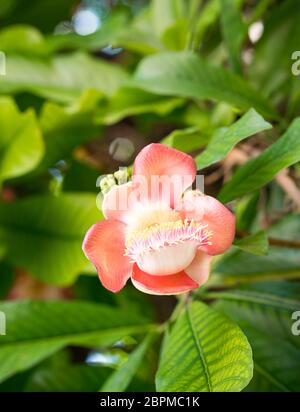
[186,304,212,392]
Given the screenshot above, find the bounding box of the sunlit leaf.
[213,281,300,391]
[219,118,300,202]
[156,301,253,392]
[0,97,44,185]
[0,52,128,102]
[134,51,277,118]
[195,108,272,170]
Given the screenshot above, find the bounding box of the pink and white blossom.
[82,144,235,295]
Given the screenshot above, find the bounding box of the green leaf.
[0,52,128,103]
[0,25,47,56]
[0,97,44,185]
[195,109,272,170]
[214,214,300,283]
[25,364,111,392]
[134,51,277,118]
[233,231,269,256]
[219,118,300,202]
[161,19,189,51]
[95,88,184,125]
[213,281,300,391]
[156,301,253,392]
[100,333,156,392]
[0,300,151,383]
[162,126,211,153]
[0,193,102,285]
[220,0,246,73]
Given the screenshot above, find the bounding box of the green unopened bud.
[114,168,128,185]
[106,174,116,187]
[100,174,116,194]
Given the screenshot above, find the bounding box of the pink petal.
[102,182,139,224]
[131,264,198,295]
[82,220,132,292]
[132,143,196,207]
[179,192,235,255]
[185,251,212,286]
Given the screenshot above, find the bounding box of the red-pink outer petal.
[133,143,196,207]
[180,193,235,255]
[185,251,212,286]
[131,264,198,295]
[82,220,132,292]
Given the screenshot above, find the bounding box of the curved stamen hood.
[125,219,212,275]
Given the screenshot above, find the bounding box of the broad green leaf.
[0,52,128,103]
[156,301,253,392]
[0,25,47,56]
[95,88,184,125]
[220,0,246,73]
[100,333,156,392]
[219,118,300,202]
[214,214,300,283]
[134,51,277,118]
[0,193,102,285]
[25,364,111,392]
[162,126,210,153]
[195,109,272,170]
[0,300,150,383]
[213,281,300,391]
[0,97,44,185]
[233,231,269,256]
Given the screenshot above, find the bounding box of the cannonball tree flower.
[82,144,235,295]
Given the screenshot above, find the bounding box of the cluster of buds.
[99,168,129,195]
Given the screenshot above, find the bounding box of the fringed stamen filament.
[125,219,212,261]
